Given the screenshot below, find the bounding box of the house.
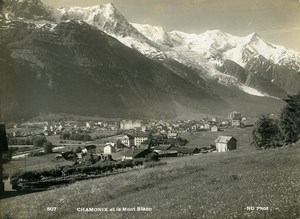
[211,126,218,132]
[231,120,241,127]
[169,146,200,156]
[116,135,133,147]
[104,144,116,154]
[154,144,177,157]
[215,136,237,152]
[204,124,210,130]
[228,111,242,127]
[120,120,142,130]
[122,148,152,161]
[132,133,149,147]
[167,133,178,139]
[153,144,173,152]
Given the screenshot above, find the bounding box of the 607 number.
[47,207,57,211]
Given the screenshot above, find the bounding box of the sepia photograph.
[0,0,300,218]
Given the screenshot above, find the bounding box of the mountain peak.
[59,3,143,37]
[3,0,56,21]
[204,29,226,36]
[247,32,261,42]
[101,3,117,10]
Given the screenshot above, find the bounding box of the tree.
[252,114,282,149]
[33,136,47,147]
[280,92,300,144]
[43,141,54,154]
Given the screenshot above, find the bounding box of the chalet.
[132,133,149,147]
[215,136,237,152]
[104,144,116,154]
[122,148,152,161]
[169,146,200,156]
[204,124,210,130]
[154,144,177,157]
[153,144,173,152]
[211,126,218,132]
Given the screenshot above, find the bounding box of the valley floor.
[1,144,300,219]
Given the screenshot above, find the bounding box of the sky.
[42,0,300,51]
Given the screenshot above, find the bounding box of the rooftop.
[123,148,150,157]
[215,136,237,143]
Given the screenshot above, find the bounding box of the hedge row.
[10,167,63,184]
[10,160,144,184]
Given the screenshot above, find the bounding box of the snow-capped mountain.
[133,24,300,96]
[58,3,137,36]
[166,30,300,70]
[58,3,166,60]
[1,0,297,120]
[56,4,274,97]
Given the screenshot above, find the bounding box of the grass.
[181,126,253,147]
[1,144,300,219]
[3,153,74,179]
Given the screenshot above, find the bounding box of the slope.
[0,20,227,120]
[2,144,300,219]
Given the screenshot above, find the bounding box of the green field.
[3,153,74,179]
[181,126,253,147]
[1,142,300,219]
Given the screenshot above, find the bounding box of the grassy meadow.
[181,126,254,147]
[1,142,300,219]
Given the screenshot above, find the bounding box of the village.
[0,110,258,192]
[4,111,249,162]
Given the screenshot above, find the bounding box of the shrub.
[113,162,123,170]
[133,159,144,166]
[43,141,54,154]
[146,152,160,161]
[32,136,47,147]
[122,160,134,168]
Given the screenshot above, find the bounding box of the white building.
[215,136,237,152]
[104,145,116,154]
[211,126,218,132]
[132,133,149,147]
[120,120,142,130]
